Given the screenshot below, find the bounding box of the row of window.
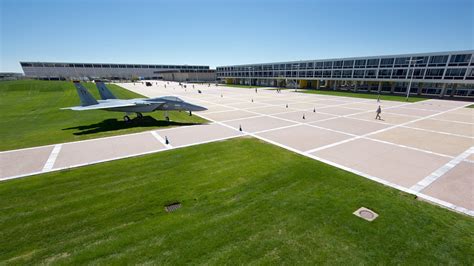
[218,68,473,80]
[21,62,208,70]
[217,54,472,72]
[153,70,215,73]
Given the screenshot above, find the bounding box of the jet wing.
[62,102,140,111]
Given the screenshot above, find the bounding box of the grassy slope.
[466,104,474,108]
[0,80,207,151]
[0,138,472,264]
[222,84,425,102]
[300,89,426,102]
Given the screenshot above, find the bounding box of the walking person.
[375,105,382,120]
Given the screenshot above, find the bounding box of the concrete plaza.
[1,81,472,216]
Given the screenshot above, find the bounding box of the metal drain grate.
[353,207,378,221]
[165,202,181,212]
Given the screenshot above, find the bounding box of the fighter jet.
[63,81,207,122]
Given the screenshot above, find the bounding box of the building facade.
[216,50,474,98]
[20,62,212,81]
[0,72,24,81]
[159,70,216,82]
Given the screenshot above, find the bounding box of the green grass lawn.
[0,138,472,264]
[299,89,427,102]
[0,80,207,151]
[466,104,474,108]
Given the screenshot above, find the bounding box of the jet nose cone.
[190,104,207,111]
[184,102,207,111]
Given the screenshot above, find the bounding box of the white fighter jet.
[63,81,207,122]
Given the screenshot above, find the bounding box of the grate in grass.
[353,207,378,221]
[165,202,181,212]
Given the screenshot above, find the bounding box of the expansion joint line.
[42,144,62,172]
[150,131,173,149]
[410,146,474,192]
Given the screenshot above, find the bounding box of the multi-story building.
[216,50,474,98]
[20,62,214,81]
[158,69,216,82]
[0,72,24,81]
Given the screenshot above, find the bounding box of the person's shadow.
[63,116,202,135]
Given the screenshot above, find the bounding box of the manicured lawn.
[466,104,474,108]
[299,89,427,102]
[0,138,472,264]
[0,80,207,151]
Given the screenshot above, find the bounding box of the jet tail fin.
[73,81,98,106]
[95,81,117,100]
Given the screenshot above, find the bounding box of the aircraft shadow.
[63,116,202,136]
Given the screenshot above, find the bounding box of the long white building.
[20,62,213,81]
[216,50,474,98]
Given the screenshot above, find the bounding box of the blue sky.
[1,0,473,72]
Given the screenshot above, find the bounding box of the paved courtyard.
[1,81,472,216]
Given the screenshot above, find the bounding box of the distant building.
[0,72,24,81]
[20,62,215,82]
[159,69,216,82]
[217,50,474,98]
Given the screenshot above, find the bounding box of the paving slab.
[273,110,337,123]
[408,101,456,111]
[422,99,469,108]
[347,112,419,125]
[284,102,322,111]
[228,94,264,100]
[408,119,474,137]
[370,127,474,157]
[257,124,352,151]
[312,138,450,188]
[311,117,391,135]
[54,133,165,169]
[0,146,54,179]
[225,101,269,109]
[448,107,474,116]
[259,99,301,105]
[201,105,236,113]
[343,103,385,110]
[385,107,440,117]
[466,154,474,161]
[374,100,408,107]
[210,97,245,104]
[432,111,474,124]
[421,162,474,210]
[305,100,335,107]
[223,116,296,133]
[316,106,365,116]
[157,123,243,147]
[310,99,351,106]
[248,106,298,115]
[201,110,258,121]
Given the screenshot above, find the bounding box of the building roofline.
[217,50,474,68]
[19,61,209,68]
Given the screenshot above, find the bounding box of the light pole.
[405,59,423,101]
